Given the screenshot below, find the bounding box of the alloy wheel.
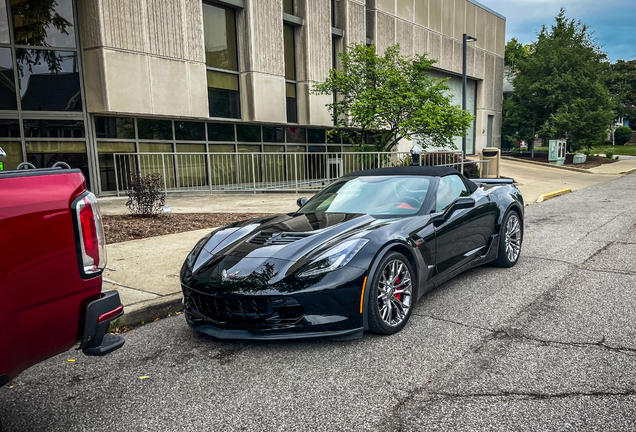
[377,260,412,327]
[505,213,522,262]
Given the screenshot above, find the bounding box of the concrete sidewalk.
[103,159,636,325]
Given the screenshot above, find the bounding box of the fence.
[112,150,489,195]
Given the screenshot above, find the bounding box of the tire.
[368,252,415,335]
[493,210,523,267]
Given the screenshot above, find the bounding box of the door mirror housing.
[297,197,308,208]
[431,197,476,225]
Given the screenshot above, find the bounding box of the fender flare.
[361,241,421,330]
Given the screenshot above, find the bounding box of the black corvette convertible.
[180,166,524,340]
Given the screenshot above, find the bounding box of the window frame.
[203,1,242,120]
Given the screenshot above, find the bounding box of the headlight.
[297,238,368,279]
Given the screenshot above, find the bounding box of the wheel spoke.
[375,259,413,327]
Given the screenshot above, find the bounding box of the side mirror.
[432,197,476,225]
[444,197,475,218]
[297,197,308,208]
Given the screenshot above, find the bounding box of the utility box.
[481,148,500,178]
[573,154,587,164]
[0,146,6,171]
[549,140,567,165]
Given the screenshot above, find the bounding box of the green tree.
[503,9,616,152]
[609,60,636,125]
[615,126,633,146]
[504,38,530,71]
[313,43,473,152]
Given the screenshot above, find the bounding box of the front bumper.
[181,268,367,340]
[79,290,125,356]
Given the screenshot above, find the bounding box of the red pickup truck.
[0,166,124,387]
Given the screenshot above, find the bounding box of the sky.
[481,0,635,62]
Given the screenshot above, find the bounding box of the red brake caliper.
[395,277,401,301]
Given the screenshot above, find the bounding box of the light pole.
[462,34,478,160]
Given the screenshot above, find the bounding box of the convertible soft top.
[344,166,478,193]
[344,166,460,178]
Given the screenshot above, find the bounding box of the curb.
[501,156,593,174]
[618,167,636,175]
[119,293,184,327]
[536,188,572,203]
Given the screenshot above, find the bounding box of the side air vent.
[248,232,312,246]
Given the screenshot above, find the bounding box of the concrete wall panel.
[429,0,442,32]
[453,0,465,41]
[397,0,415,21]
[397,19,415,57]
[414,0,429,27]
[241,72,287,123]
[376,12,396,54]
[429,31,442,63]
[485,12,497,53]
[496,17,506,57]
[475,6,486,50]
[493,56,504,111]
[465,1,475,39]
[377,0,396,15]
[346,0,367,45]
[441,0,454,38]
[244,0,284,76]
[414,25,429,56]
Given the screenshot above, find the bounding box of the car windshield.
[299,176,431,216]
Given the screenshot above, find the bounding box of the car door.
[432,175,494,276]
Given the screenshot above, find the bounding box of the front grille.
[184,288,304,325]
[248,232,311,246]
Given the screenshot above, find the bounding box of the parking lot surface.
[2,174,636,431]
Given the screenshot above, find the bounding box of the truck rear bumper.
[79,290,125,356]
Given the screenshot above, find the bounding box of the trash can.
[481,148,500,179]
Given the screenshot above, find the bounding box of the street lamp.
[462,34,478,161]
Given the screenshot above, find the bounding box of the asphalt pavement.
[2,174,636,431]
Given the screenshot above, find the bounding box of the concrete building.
[0,0,505,195]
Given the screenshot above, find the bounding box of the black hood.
[182,212,401,294]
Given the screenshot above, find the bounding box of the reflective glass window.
[327,129,342,144]
[263,145,284,152]
[236,124,261,142]
[23,119,84,138]
[175,121,205,141]
[287,145,305,152]
[138,143,173,153]
[208,123,235,141]
[286,82,297,123]
[209,144,235,152]
[95,117,135,139]
[97,142,136,192]
[286,127,305,144]
[0,0,9,43]
[25,141,88,182]
[11,0,76,48]
[0,142,22,170]
[308,129,326,144]
[203,4,237,71]
[16,49,81,111]
[208,70,240,118]
[284,25,295,81]
[0,118,19,137]
[238,144,260,153]
[0,47,17,110]
[263,126,285,143]
[436,175,470,212]
[137,119,173,140]
[283,0,294,14]
[176,143,205,152]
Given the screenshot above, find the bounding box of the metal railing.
[112,150,489,195]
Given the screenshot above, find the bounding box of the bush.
[583,149,591,156]
[603,140,614,147]
[605,151,614,159]
[126,173,166,216]
[615,126,633,146]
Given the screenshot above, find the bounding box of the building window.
[0,0,10,44]
[284,24,297,123]
[11,0,76,48]
[203,3,240,119]
[283,0,294,15]
[0,47,16,110]
[16,49,82,111]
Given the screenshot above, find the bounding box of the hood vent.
[248,231,312,246]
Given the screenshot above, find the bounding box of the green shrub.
[605,151,614,159]
[615,126,633,146]
[583,149,591,156]
[603,140,614,146]
[126,173,166,216]
[615,156,620,160]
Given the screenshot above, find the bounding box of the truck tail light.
[74,192,107,278]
